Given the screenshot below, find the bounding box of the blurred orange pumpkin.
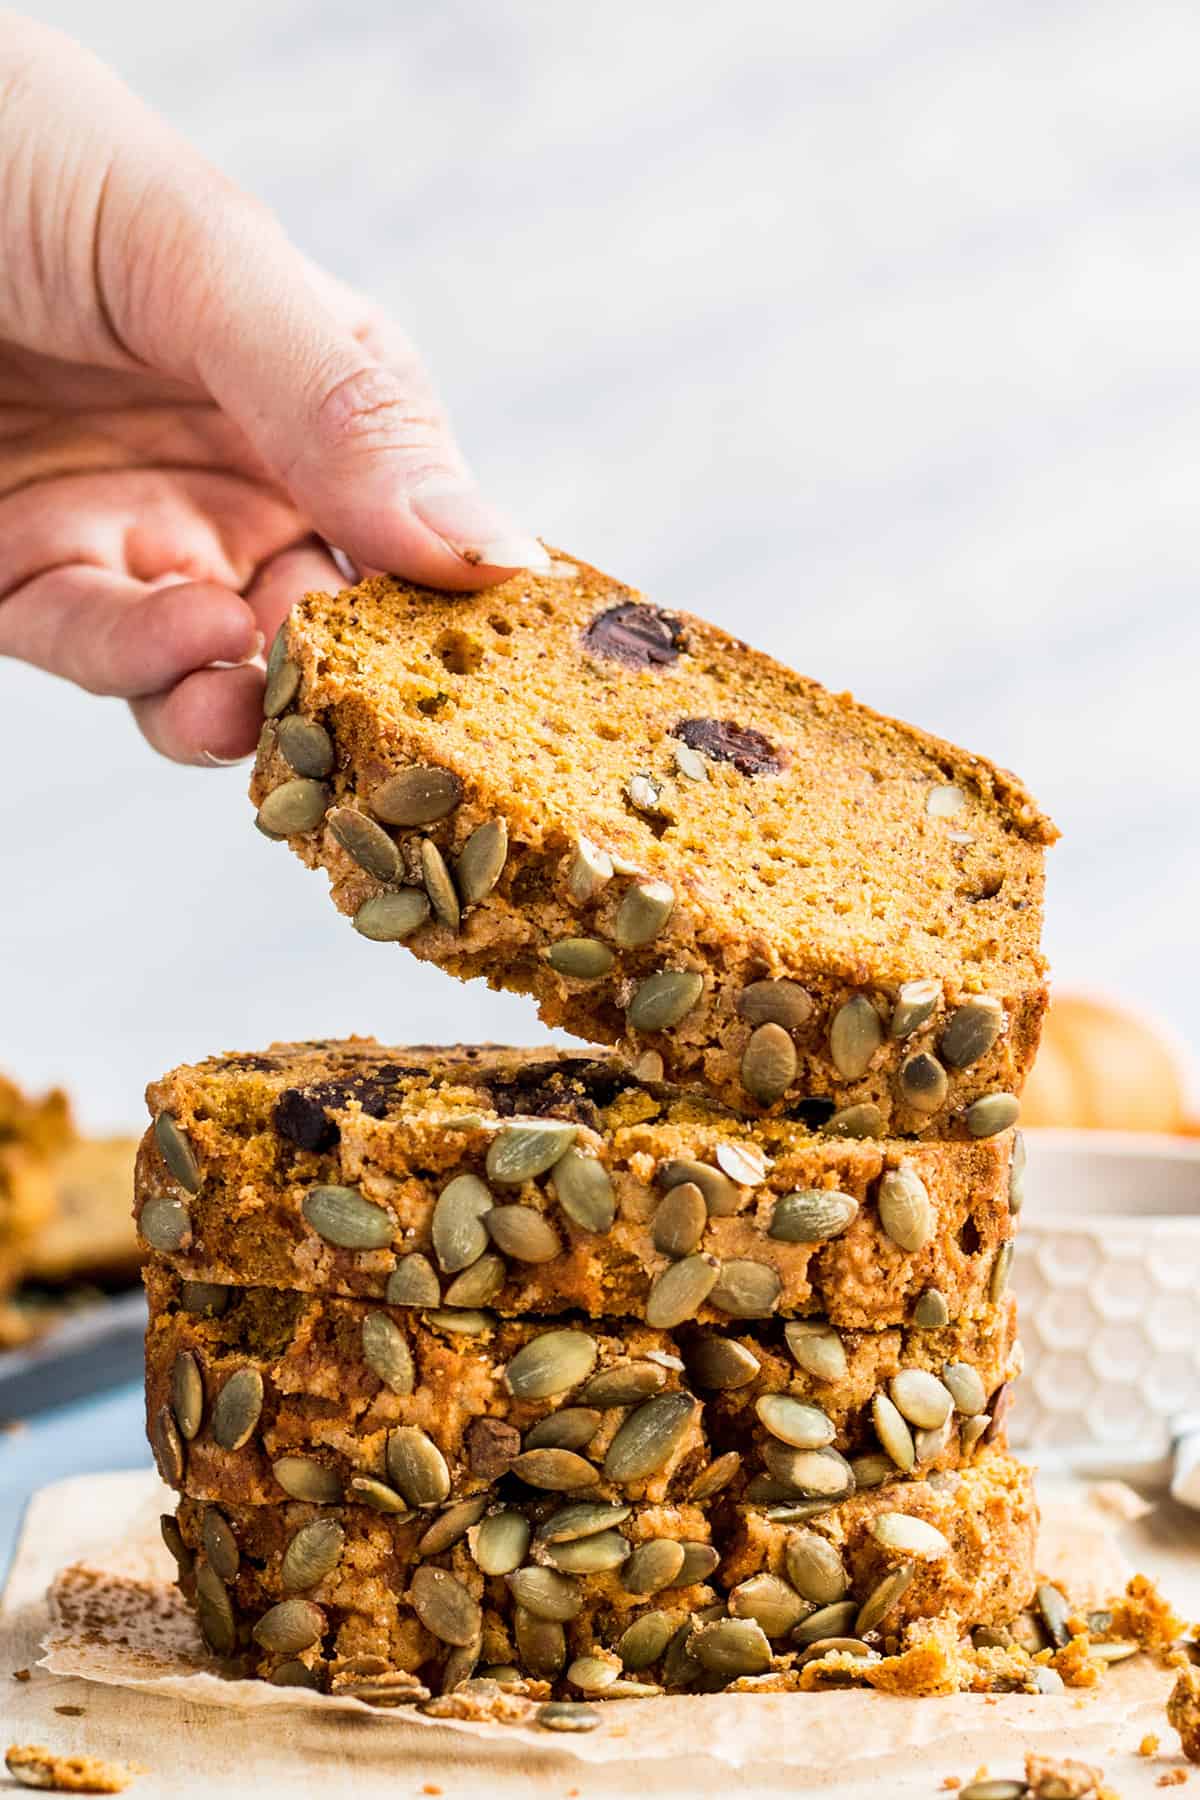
[1020,993,1193,1133]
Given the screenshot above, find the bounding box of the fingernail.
[200,749,251,767]
[210,632,264,672]
[410,479,550,572]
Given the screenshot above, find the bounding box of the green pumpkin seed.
[829,996,883,1080]
[715,1140,769,1185]
[568,1653,622,1693]
[785,1531,847,1606]
[890,1370,954,1430]
[662,1619,703,1688]
[622,1539,685,1595]
[486,1119,577,1185]
[371,765,462,827]
[1009,1129,1026,1215]
[565,834,613,904]
[872,1392,916,1471]
[1036,1581,1071,1648]
[524,1407,602,1452]
[972,1626,1014,1651]
[211,1368,263,1451]
[762,1443,854,1499]
[456,817,508,905]
[889,976,940,1039]
[914,1417,952,1464]
[347,1475,414,1515]
[352,889,431,941]
[160,1513,192,1580]
[327,806,401,882]
[614,879,675,948]
[737,980,814,1030]
[253,1598,324,1655]
[515,1608,567,1678]
[171,1351,203,1441]
[431,1173,493,1272]
[360,1312,415,1394]
[257,778,329,836]
[486,1204,561,1263]
[509,1449,598,1491]
[769,1190,858,1243]
[685,1337,760,1391]
[443,1253,506,1307]
[140,1193,192,1252]
[941,996,1004,1069]
[263,640,301,718]
[791,1600,858,1646]
[505,1329,598,1400]
[576,1362,666,1407]
[755,1395,835,1448]
[547,937,614,978]
[898,1052,949,1114]
[913,1288,950,1328]
[303,1184,393,1249]
[678,1541,720,1584]
[276,713,333,779]
[200,1509,238,1585]
[545,1529,631,1574]
[386,1426,451,1507]
[616,1610,676,1670]
[821,1103,883,1139]
[410,1565,481,1645]
[651,1182,707,1257]
[267,1659,321,1691]
[273,1456,342,1504]
[690,1617,772,1677]
[551,1149,616,1233]
[386,1253,441,1307]
[966,1092,1020,1138]
[417,1496,488,1556]
[870,1513,949,1559]
[729,1573,810,1637]
[420,838,460,930]
[644,1253,720,1328]
[603,1393,696,1483]
[989,1240,1014,1302]
[855,1562,917,1634]
[425,1306,492,1335]
[877,1164,934,1252]
[472,1510,531,1575]
[942,1361,987,1416]
[1031,1666,1065,1695]
[784,1322,849,1383]
[180,1280,228,1315]
[1088,1639,1138,1664]
[508,1566,584,1622]
[960,1413,990,1456]
[537,1502,632,1544]
[154,1112,201,1193]
[710,1259,781,1318]
[958,1784,1027,1800]
[627,970,704,1031]
[536,1700,597,1732]
[195,1562,236,1654]
[849,1452,895,1489]
[740,1023,797,1104]
[656,1158,738,1216]
[281,1518,344,1592]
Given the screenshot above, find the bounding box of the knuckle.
[311,363,448,462]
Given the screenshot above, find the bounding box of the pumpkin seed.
[551,1149,616,1233]
[785,1532,847,1606]
[872,1392,916,1471]
[769,1190,858,1243]
[762,1443,854,1499]
[715,1141,768,1185]
[737,980,814,1030]
[457,818,509,905]
[282,1518,344,1592]
[673,741,709,781]
[791,1600,859,1645]
[427,1306,495,1334]
[621,1539,685,1595]
[854,1562,916,1634]
[509,1448,598,1491]
[1009,1130,1026,1215]
[347,1475,414,1515]
[958,1784,1027,1800]
[829,996,883,1080]
[958,1411,989,1454]
[662,1619,703,1688]
[372,766,462,826]
[849,1452,895,1489]
[505,1329,598,1400]
[627,970,704,1031]
[277,713,333,779]
[303,1184,393,1249]
[644,1253,720,1327]
[656,1158,738,1216]
[685,1337,760,1391]
[889,977,941,1040]
[151,1400,186,1485]
[160,1513,192,1579]
[972,1625,1013,1651]
[486,1119,577,1185]
[1086,1609,1114,1635]
[678,1541,720,1584]
[740,1023,797,1104]
[253,1598,325,1655]
[795,1637,877,1669]
[913,1288,949,1328]
[565,835,613,904]
[386,1426,451,1507]
[411,1565,481,1645]
[690,1617,773,1677]
[257,777,328,836]
[926,783,966,818]
[941,996,1004,1069]
[263,642,301,718]
[536,1700,598,1732]
[898,1052,949,1115]
[915,1418,952,1463]
[822,1103,883,1139]
[439,1644,480,1695]
[626,772,666,814]
[537,1501,632,1544]
[784,1322,849,1383]
[386,1254,441,1307]
[942,1361,987,1416]
[171,1351,203,1440]
[180,1280,229,1315]
[616,1610,676,1670]
[443,1252,506,1307]
[524,1408,602,1453]
[273,1456,342,1504]
[515,1608,566,1678]
[472,1510,531,1575]
[729,1573,810,1637]
[1032,1666,1065,1695]
[418,1497,487,1556]
[756,1395,836,1448]
[877,1164,934,1252]
[890,1370,954,1430]
[353,889,431,940]
[710,1259,781,1318]
[140,1193,192,1252]
[966,1092,1020,1138]
[486,1204,561,1263]
[360,1312,415,1394]
[615,879,675,948]
[568,1654,622,1693]
[327,806,401,882]
[545,1529,631,1574]
[211,1368,263,1451]
[154,1112,201,1192]
[547,937,614,978]
[603,1392,696,1482]
[651,1182,707,1257]
[870,1513,949,1559]
[1088,1639,1138,1664]
[195,1563,236,1654]
[1036,1581,1071,1648]
[420,838,461,930]
[577,1362,666,1407]
[989,1240,1014,1302]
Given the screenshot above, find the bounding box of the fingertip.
[130,664,266,765]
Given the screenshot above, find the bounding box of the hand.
[0,14,546,763]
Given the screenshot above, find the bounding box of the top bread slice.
[249,551,1055,1135]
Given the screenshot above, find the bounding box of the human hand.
[0,13,546,762]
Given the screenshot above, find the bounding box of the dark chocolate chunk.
[485,1059,636,1130]
[273,1074,401,1151]
[787,1097,837,1130]
[582,601,687,670]
[466,1417,521,1479]
[672,718,785,777]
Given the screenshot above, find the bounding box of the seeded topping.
[582,600,687,669]
[671,717,785,777]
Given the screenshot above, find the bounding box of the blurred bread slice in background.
[25,1134,140,1287]
[1022,992,1194,1133]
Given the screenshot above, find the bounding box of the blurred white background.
[2,0,1198,1129]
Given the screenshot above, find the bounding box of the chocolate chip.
[466,1417,521,1479]
[787,1098,837,1130]
[273,1074,401,1151]
[582,601,687,670]
[672,719,785,777]
[485,1060,636,1128]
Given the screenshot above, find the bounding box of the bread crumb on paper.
[4,1743,137,1793]
[1169,1666,1200,1764]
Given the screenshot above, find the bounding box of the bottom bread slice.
[168,1448,1036,1696]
